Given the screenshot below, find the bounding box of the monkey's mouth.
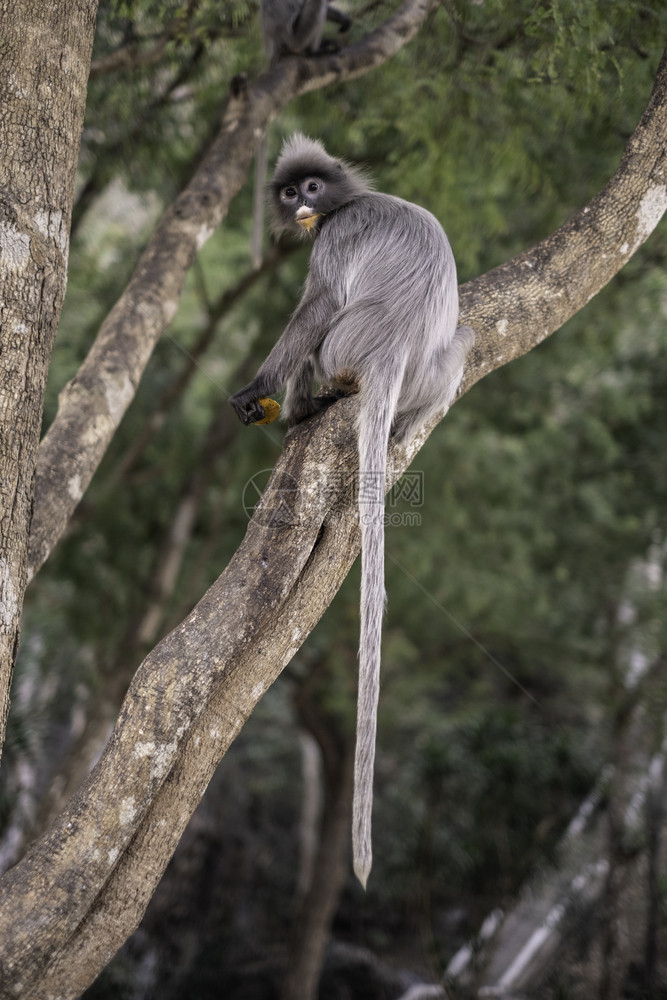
[295,207,323,231]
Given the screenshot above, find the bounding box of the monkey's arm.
[291,0,326,51]
[282,360,319,425]
[230,286,336,425]
[326,4,351,31]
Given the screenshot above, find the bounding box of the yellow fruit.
[255,397,281,425]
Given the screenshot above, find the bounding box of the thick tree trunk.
[0,0,98,755]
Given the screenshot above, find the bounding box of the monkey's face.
[270,135,370,237]
[277,176,327,235]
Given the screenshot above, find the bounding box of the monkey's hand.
[230,389,268,426]
[327,5,352,32]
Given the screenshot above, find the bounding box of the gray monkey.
[231,135,474,887]
[251,1,351,269]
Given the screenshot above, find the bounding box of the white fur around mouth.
[295,208,322,230]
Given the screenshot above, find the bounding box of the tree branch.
[26,0,437,581]
[1,40,665,1000]
[89,0,200,78]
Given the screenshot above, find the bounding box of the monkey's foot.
[311,382,356,411]
[229,72,248,98]
[296,379,358,421]
[310,391,345,413]
[330,370,360,392]
[283,388,348,426]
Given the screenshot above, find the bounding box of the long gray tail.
[251,134,269,270]
[352,380,399,889]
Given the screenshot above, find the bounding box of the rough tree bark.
[0,46,664,1000]
[0,0,99,757]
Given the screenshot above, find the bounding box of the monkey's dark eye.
[282,186,298,200]
[307,181,320,193]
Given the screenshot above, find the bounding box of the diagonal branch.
[27,0,437,581]
[1,42,665,1000]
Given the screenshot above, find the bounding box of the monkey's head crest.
[269,133,372,238]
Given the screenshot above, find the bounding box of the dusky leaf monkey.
[251,0,351,269]
[231,135,474,887]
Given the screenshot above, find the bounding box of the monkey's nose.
[295,205,322,231]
